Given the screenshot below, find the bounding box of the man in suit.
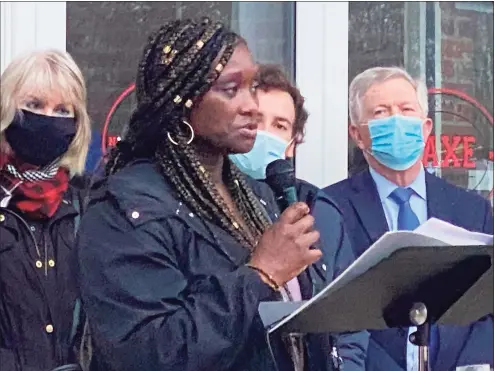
[324,66,494,371]
[230,64,369,371]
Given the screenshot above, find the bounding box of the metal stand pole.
[409,302,431,371]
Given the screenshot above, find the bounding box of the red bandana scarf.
[0,152,69,219]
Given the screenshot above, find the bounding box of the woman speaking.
[76,18,336,371]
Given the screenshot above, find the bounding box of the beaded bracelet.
[245,263,280,291]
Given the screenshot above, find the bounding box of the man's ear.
[285,131,304,158]
[422,117,433,139]
[349,123,366,150]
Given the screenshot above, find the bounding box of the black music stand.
[259,245,494,371]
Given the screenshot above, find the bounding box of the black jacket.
[0,183,84,371]
[76,160,344,371]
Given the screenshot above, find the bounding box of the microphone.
[265,160,326,282]
[265,159,297,212]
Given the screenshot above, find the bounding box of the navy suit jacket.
[323,168,494,371]
[295,179,369,371]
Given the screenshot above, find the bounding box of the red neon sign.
[422,134,489,169]
[106,135,121,148]
[101,83,136,154]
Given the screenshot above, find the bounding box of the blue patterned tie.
[389,187,439,366]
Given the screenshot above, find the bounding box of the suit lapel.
[425,172,456,222]
[349,169,389,253]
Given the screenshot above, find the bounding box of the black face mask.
[5,110,77,167]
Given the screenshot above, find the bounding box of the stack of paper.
[312,218,493,302]
[260,218,494,334]
[414,218,493,246]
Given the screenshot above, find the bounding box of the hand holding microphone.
[248,160,322,288]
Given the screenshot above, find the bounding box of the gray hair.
[348,66,429,125]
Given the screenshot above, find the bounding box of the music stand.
[259,245,494,371]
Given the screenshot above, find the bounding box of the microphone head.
[265,159,296,195]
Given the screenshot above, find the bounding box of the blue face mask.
[367,115,425,171]
[229,130,288,179]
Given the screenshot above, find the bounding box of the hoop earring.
[167,120,195,145]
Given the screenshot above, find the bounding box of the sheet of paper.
[267,231,450,332]
[456,365,491,371]
[265,219,494,333]
[414,218,494,246]
[316,231,449,295]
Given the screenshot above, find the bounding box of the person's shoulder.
[242,176,282,220]
[295,178,319,196]
[427,173,493,233]
[295,178,344,217]
[295,178,326,203]
[427,172,489,206]
[322,170,369,204]
[244,175,276,202]
[323,176,354,196]
[102,160,166,197]
[58,173,93,215]
[87,159,181,223]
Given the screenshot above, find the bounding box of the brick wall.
[439,2,493,135]
[436,2,493,194]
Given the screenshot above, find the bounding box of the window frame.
[1,2,66,73]
[1,1,351,188]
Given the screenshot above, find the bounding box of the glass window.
[66,1,295,153]
[348,1,494,205]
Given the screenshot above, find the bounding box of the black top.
[0,185,83,371]
[76,160,342,371]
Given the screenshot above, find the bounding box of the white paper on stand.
[266,218,494,333]
[414,218,494,246]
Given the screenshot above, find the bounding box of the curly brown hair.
[256,64,308,142]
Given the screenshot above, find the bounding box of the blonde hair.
[349,66,429,125]
[0,49,91,175]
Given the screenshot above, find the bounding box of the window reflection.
[67,1,295,151]
[348,1,494,204]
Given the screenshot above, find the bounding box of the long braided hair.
[105,18,271,249]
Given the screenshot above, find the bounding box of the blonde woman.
[0,49,90,371]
